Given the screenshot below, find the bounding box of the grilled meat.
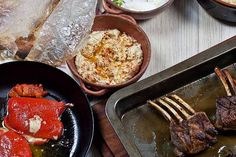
[215,96,236,130]
[148,95,217,157]
[215,67,236,130]
[170,112,217,156]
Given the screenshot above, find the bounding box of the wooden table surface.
[139,0,235,79]
[87,0,236,156]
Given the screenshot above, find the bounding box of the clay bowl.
[102,0,174,20]
[198,0,236,23]
[214,0,236,8]
[67,14,151,96]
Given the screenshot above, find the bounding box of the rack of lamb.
[214,67,236,130]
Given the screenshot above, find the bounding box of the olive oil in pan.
[0,91,75,157]
[121,65,236,157]
[31,131,73,157]
[30,110,75,157]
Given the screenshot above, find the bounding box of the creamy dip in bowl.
[114,0,169,11]
[67,14,151,96]
[75,29,143,86]
[103,0,174,20]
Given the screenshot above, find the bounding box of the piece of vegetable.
[112,0,125,6]
[4,97,66,141]
[0,129,32,157]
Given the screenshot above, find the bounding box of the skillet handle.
[79,80,109,97]
[102,0,123,14]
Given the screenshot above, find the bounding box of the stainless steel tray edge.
[106,36,236,157]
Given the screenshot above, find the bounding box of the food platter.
[106,36,236,156]
[0,61,94,157]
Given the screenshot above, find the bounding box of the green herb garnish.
[112,0,125,7]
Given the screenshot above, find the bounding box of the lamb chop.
[148,95,217,157]
[214,67,236,130]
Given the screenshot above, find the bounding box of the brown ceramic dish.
[102,0,174,20]
[67,14,151,96]
[214,0,236,8]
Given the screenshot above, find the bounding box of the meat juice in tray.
[121,64,236,157]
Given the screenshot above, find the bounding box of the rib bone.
[215,67,232,96]
[148,100,172,122]
[163,97,190,119]
[148,99,183,122]
[149,95,196,123]
[170,94,195,114]
[223,69,236,95]
[157,99,183,122]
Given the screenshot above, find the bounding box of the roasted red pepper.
[0,128,32,157]
[4,97,66,141]
[8,84,48,98]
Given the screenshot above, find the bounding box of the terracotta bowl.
[102,0,174,20]
[214,0,236,8]
[67,14,151,96]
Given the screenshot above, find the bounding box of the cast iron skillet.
[0,61,94,157]
[197,0,236,23]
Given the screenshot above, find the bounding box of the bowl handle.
[102,0,123,14]
[118,14,137,25]
[79,80,110,97]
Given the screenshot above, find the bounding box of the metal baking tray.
[106,36,236,157]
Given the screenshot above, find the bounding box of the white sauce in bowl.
[121,0,169,11]
[221,0,236,5]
